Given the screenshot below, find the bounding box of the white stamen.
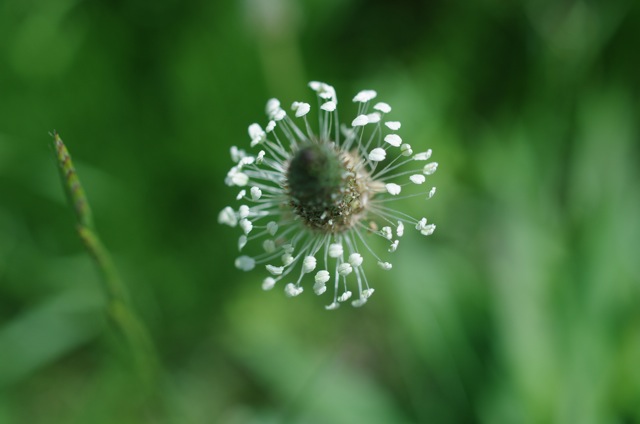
[377,261,392,270]
[267,221,278,236]
[348,253,363,267]
[373,102,391,113]
[338,291,353,302]
[353,90,377,103]
[329,243,343,258]
[385,121,401,130]
[423,162,438,175]
[262,277,276,290]
[338,263,353,276]
[351,298,367,307]
[367,112,381,123]
[414,149,432,161]
[238,235,247,251]
[284,283,303,297]
[218,206,237,227]
[235,256,255,271]
[313,281,327,295]
[250,186,262,200]
[401,144,413,156]
[238,205,250,219]
[384,134,402,147]
[369,148,386,162]
[409,174,426,185]
[239,219,253,235]
[321,101,336,112]
[389,240,399,252]
[385,183,401,195]
[302,256,317,273]
[262,239,276,253]
[265,120,276,132]
[397,221,405,237]
[429,187,437,198]
[315,270,330,284]
[292,101,311,117]
[325,302,340,310]
[352,115,369,127]
[266,264,284,275]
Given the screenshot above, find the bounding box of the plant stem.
[51,131,159,388]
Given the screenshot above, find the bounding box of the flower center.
[286,143,367,233]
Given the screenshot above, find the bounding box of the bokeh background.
[1,0,639,422]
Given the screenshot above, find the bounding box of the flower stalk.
[51,131,159,387]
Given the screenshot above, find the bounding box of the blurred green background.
[1,0,639,422]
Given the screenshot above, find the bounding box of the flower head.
[219,81,438,309]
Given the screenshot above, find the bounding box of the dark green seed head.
[286,143,367,233]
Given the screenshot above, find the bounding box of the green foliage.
[1,0,639,422]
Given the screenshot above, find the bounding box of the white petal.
[385,183,401,195]
[352,114,369,127]
[353,90,377,103]
[369,148,386,162]
[338,263,353,276]
[348,253,363,267]
[314,270,330,284]
[321,101,336,112]
[423,162,438,175]
[329,243,343,258]
[217,206,237,227]
[234,256,255,271]
[414,149,433,161]
[384,134,402,147]
[262,277,276,291]
[385,121,401,130]
[409,174,426,184]
[377,261,392,271]
[373,102,391,113]
[302,256,317,273]
[250,186,262,200]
